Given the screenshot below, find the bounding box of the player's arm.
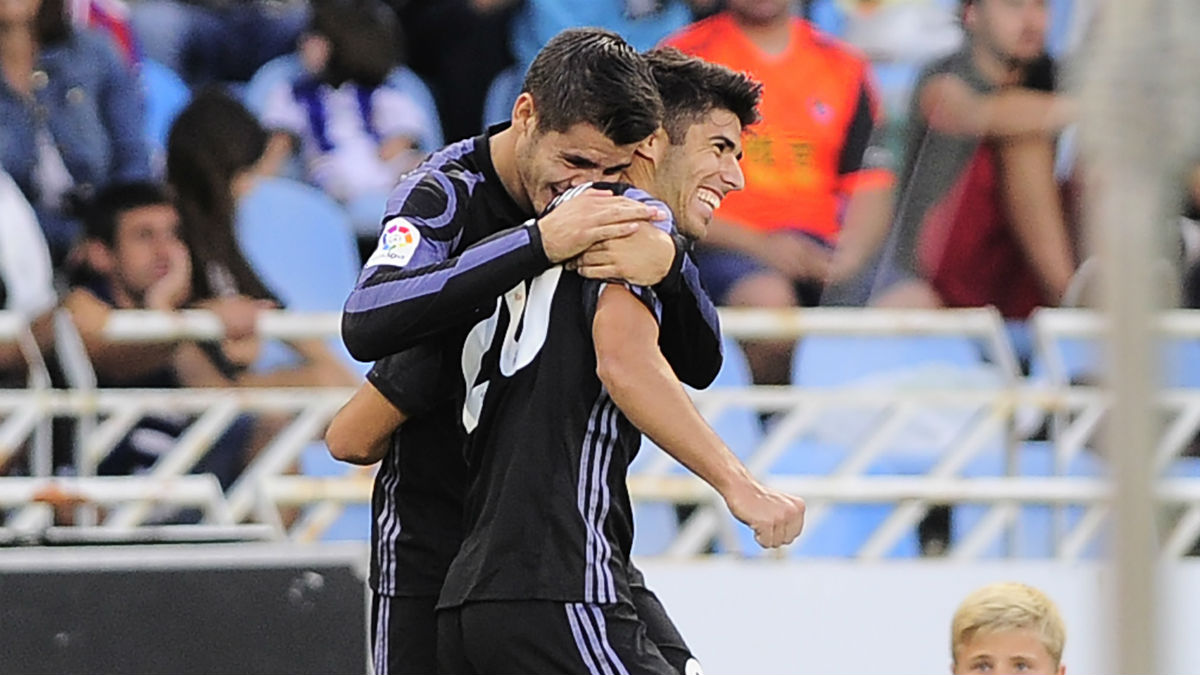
[592,284,805,548]
[919,74,1074,139]
[326,382,406,465]
[574,227,722,388]
[342,183,661,363]
[325,345,444,465]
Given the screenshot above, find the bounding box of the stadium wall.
[636,559,1200,675]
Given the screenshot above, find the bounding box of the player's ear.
[512,93,537,135]
[633,126,667,164]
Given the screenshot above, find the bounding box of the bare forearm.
[923,77,1072,140]
[832,185,894,281]
[326,382,405,465]
[998,136,1075,303]
[601,351,750,496]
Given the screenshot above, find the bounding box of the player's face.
[727,0,791,25]
[966,0,1048,65]
[110,204,185,298]
[655,108,745,240]
[517,120,642,214]
[952,628,1063,675]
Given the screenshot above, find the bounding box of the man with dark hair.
[872,0,1077,318]
[64,182,256,483]
[334,28,735,675]
[434,48,803,673]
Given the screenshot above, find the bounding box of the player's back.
[440,183,671,609]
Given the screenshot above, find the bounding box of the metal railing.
[1,306,1198,558]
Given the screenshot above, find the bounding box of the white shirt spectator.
[0,167,56,319]
[262,79,432,202]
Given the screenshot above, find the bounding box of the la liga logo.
[383,221,416,251]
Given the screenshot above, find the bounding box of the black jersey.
[439,183,675,609]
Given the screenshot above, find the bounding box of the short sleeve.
[366,343,449,418]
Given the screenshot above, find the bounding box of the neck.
[970,40,1025,87]
[0,27,38,95]
[731,11,792,56]
[490,127,533,214]
[622,157,657,196]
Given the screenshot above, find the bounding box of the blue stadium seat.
[139,59,190,168]
[953,442,1107,558]
[235,175,366,377]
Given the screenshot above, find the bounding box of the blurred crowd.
[1,0,1197,489]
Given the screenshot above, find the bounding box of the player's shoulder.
[382,137,480,225]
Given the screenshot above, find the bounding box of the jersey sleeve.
[366,343,449,419]
[341,171,550,363]
[836,77,895,195]
[654,246,723,389]
[581,187,670,326]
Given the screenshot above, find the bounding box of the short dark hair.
[521,27,663,146]
[83,182,173,247]
[644,47,762,145]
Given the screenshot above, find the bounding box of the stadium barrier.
[1,307,1199,559]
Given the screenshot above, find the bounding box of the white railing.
[0,307,1198,559]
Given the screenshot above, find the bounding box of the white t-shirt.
[262,80,431,202]
[0,168,56,318]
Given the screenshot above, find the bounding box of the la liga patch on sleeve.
[366,218,422,268]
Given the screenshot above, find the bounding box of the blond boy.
[951,582,1067,675]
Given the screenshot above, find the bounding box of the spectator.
[476,0,718,126]
[63,182,255,484]
[664,0,895,388]
[872,0,1078,320]
[129,0,308,87]
[259,0,434,237]
[0,165,56,386]
[166,89,355,388]
[950,582,1066,675]
[0,0,151,264]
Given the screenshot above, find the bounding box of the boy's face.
[953,628,1064,675]
[109,204,185,301]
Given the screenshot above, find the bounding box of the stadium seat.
[139,59,190,168]
[953,441,1107,558]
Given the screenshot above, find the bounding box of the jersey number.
[460,267,562,432]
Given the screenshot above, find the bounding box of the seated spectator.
[871,0,1078,319]
[664,0,895,388]
[477,0,718,125]
[64,182,257,484]
[0,165,56,386]
[0,0,151,264]
[167,88,356,388]
[950,582,1066,675]
[259,0,433,237]
[129,0,308,87]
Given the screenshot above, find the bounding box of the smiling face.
[512,93,643,214]
[953,628,1064,675]
[654,108,745,239]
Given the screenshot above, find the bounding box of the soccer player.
[333,29,725,675]
[435,48,805,674]
[950,582,1067,675]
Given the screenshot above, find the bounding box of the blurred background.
[2,0,1199,672]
